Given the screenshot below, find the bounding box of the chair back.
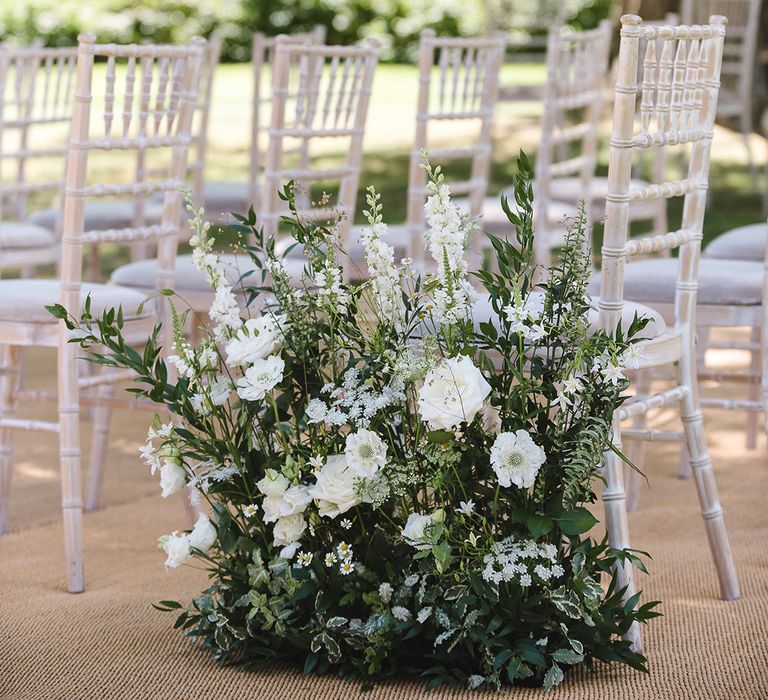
[0,46,78,225]
[59,34,205,343]
[188,35,222,208]
[250,27,326,209]
[261,38,378,267]
[681,0,759,105]
[407,30,506,263]
[599,15,726,339]
[533,20,612,265]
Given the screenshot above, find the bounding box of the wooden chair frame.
[262,37,379,277]
[0,45,78,271]
[0,34,204,592]
[598,14,739,649]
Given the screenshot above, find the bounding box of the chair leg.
[85,365,115,511]
[739,110,758,192]
[679,395,740,601]
[745,326,760,449]
[59,339,84,593]
[625,369,650,512]
[0,345,21,534]
[602,413,642,651]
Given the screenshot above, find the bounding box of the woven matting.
[1,349,767,699]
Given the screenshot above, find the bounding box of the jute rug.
[1,350,767,699]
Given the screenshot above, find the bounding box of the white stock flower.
[345,429,387,476]
[273,513,306,548]
[309,454,363,518]
[490,430,546,489]
[236,355,285,402]
[360,221,403,321]
[188,514,217,552]
[208,283,241,340]
[161,532,191,569]
[159,460,186,498]
[401,513,434,550]
[417,356,491,430]
[225,315,286,368]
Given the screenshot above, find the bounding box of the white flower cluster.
[359,188,404,322]
[481,537,565,587]
[306,368,406,429]
[503,294,547,342]
[256,469,311,559]
[322,541,355,575]
[423,176,475,324]
[313,264,350,315]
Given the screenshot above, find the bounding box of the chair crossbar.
[618,386,689,420]
[69,181,184,199]
[622,429,685,441]
[625,228,698,256]
[79,223,178,244]
[0,417,59,433]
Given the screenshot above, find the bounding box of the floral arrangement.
[54,154,658,691]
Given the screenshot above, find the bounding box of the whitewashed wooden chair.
[550,15,678,242]
[0,45,78,274]
[596,14,739,647]
[348,30,506,272]
[682,0,761,190]
[263,37,379,279]
[108,36,378,319]
[0,34,204,591]
[201,26,326,221]
[468,23,612,266]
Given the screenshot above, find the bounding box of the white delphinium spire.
[359,187,403,322]
[187,203,241,341]
[422,160,475,324]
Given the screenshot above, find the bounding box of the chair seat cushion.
[202,180,251,216]
[587,258,766,306]
[111,253,305,293]
[472,291,667,339]
[0,221,55,249]
[703,223,767,262]
[30,200,166,232]
[0,280,149,323]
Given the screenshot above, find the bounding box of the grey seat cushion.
[588,258,765,306]
[703,223,767,262]
[111,253,305,293]
[472,291,667,339]
[0,280,149,323]
[0,221,55,249]
[30,200,166,232]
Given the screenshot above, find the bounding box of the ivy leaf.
[558,508,598,535]
[544,664,565,691]
[526,514,554,538]
[426,430,454,445]
[552,648,584,665]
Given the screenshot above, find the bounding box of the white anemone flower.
[344,428,388,476]
[490,430,546,489]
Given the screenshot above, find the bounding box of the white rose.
[256,468,290,497]
[417,356,492,430]
[345,429,387,476]
[273,513,306,547]
[235,355,285,402]
[161,532,191,568]
[188,514,217,552]
[309,454,362,518]
[261,485,311,524]
[401,513,434,550]
[225,314,286,368]
[159,460,186,498]
[490,430,546,489]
